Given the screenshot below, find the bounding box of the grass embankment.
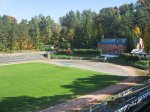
[0,62,125,112]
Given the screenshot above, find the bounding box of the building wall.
[98,44,126,54]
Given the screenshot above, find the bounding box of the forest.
[0,0,150,53]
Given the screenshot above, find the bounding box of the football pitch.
[0,62,125,112]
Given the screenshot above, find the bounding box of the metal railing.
[81,79,150,112]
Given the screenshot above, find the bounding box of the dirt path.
[40,78,140,112]
[39,59,147,112]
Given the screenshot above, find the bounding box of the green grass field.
[0,62,126,112]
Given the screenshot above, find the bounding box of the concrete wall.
[0,52,46,63]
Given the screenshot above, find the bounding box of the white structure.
[131,49,146,55]
[131,38,145,56]
[137,38,144,49]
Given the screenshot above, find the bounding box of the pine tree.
[29,17,42,50]
[17,19,30,51]
[126,30,136,52]
[143,26,150,53]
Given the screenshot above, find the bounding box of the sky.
[0,0,137,22]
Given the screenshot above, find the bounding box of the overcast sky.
[0,0,137,22]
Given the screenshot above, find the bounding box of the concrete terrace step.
[0,52,46,63]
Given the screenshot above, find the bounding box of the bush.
[44,46,51,51]
[108,57,148,70]
[133,60,148,70]
[56,49,73,55]
[120,53,139,61]
[56,49,101,56]
[73,49,101,56]
[56,49,66,54]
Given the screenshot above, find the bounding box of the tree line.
[0,0,150,53]
[0,15,61,52]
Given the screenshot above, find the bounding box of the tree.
[126,30,136,52]
[143,26,150,53]
[100,7,122,38]
[0,16,7,52]
[51,23,61,48]
[133,26,141,38]
[17,19,30,51]
[59,10,77,29]
[59,38,71,49]
[38,15,53,45]
[73,10,96,48]
[137,0,150,11]
[0,15,18,52]
[29,17,42,50]
[80,10,95,48]
[0,0,149,52]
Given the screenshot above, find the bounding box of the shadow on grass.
[0,75,149,112]
[0,94,74,112]
[62,75,126,95]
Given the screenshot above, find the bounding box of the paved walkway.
[39,59,147,112]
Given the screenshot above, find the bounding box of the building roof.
[98,38,127,45]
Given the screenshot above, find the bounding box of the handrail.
[81,79,150,112]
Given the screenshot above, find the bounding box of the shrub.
[56,49,72,55]
[56,49,101,56]
[56,49,66,54]
[73,49,101,56]
[108,56,148,70]
[120,53,139,61]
